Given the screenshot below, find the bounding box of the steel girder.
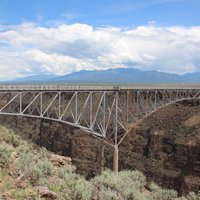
[0,89,199,147]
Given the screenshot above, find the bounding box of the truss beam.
[0,88,199,147]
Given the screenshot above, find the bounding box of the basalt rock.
[119,100,200,195]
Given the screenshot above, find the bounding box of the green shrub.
[60,173,93,200]
[177,197,187,200]
[0,125,20,147]
[15,151,34,172]
[0,142,13,168]
[119,170,146,191]
[15,145,54,186]
[26,159,54,185]
[49,183,63,193]
[39,147,48,159]
[10,188,36,199]
[150,189,178,200]
[0,168,9,177]
[99,187,119,200]
[92,170,119,190]
[149,182,178,200]
[187,191,200,200]
[58,164,76,178]
[3,177,13,191]
[92,170,147,199]
[36,159,53,176]
[16,141,33,155]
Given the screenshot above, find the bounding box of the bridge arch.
[118,97,200,145]
[0,85,200,172]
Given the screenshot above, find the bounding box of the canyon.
[0,99,199,195]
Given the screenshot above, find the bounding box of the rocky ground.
[0,99,199,196]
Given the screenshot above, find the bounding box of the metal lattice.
[0,85,200,148]
[1,85,200,172]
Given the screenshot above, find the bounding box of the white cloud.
[0,22,200,79]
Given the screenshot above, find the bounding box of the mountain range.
[3,68,200,84]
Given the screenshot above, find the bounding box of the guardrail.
[0,84,200,91]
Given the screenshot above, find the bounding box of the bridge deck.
[0,84,200,91]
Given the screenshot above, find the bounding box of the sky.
[0,0,200,80]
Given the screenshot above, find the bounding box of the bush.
[10,188,36,200]
[92,170,147,200]
[26,159,54,185]
[187,191,200,200]
[49,182,63,193]
[15,143,54,186]
[99,187,119,200]
[39,147,48,159]
[60,173,93,200]
[16,141,33,155]
[0,125,20,147]
[15,151,34,172]
[58,164,76,178]
[119,170,146,191]
[150,189,178,200]
[0,142,13,168]
[149,182,178,200]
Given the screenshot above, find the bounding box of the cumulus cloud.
[0,22,200,79]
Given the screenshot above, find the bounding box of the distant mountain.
[182,72,200,83]
[54,68,185,84]
[3,68,200,84]
[7,74,60,83]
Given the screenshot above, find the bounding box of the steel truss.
[0,88,200,171]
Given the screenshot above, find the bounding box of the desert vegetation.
[0,125,199,200]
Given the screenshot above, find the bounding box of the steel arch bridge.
[0,84,200,171]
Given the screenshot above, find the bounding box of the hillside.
[0,125,199,199]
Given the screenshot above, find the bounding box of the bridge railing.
[0,84,200,91]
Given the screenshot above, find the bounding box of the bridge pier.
[101,144,105,174]
[113,145,119,173]
[113,89,119,173]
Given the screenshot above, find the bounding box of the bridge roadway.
[0,84,200,91]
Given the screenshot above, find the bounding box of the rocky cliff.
[119,100,200,195]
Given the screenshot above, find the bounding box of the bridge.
[0,84,200,172]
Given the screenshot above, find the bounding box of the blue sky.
[0,0,200,79]
[0,0,199,27]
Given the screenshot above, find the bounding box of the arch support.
[0,88,200,156]
[113,145,119,173]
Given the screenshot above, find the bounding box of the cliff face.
[0,99,199,195]
[119,100,200,195]
[0,115,104,178]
